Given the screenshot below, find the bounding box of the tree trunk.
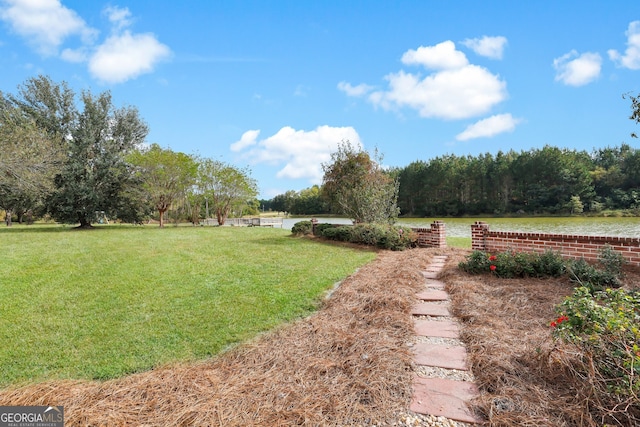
[216,210,225,226]
[5,210,12,227]
[77,215,93,229]
[158,208,167,227]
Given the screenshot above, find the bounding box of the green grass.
[447,237,471,248]
[0,225,376,387]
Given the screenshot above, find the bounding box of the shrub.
[458,249,565,278]
[458,250,492,274]
[349,223,416,250]
[532,249,566,277]
[376,225,416,251]
[314,223,335,235]
[291,221,313,236]
[568,245,626,293]
[599,244,627,278]
[317,223,416,250]
[552,287,640,421]
[319,225,352,241]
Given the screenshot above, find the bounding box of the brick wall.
[413,220,447,248]
[471,221,640,266]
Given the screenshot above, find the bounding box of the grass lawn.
[446,237,471,248]
[0,224,376,387]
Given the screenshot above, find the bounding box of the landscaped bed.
[447,250,640,427]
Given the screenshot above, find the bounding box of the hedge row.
[291,221,416,251]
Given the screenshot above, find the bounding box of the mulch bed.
[442,250,640,427]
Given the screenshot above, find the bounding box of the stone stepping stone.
[416,290,448,301]
[428,262,447,270]
[414,319,460,338]
[413,342,469,370]
[411,376,481,424]
[411,301,450,317]
[424,279,446,289]
[421,270,441,279]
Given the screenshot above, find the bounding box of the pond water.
[283,217,640,238]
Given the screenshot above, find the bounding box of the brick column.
[471,221,489,251]
[430,220,447,248]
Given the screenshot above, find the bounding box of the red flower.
[488,255,497,261]
[551,315,569,328]
[490,265,497,271]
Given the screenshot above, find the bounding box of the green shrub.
[459,249,565,278]
[376,225,416,251]
[568,245,627,293]
[320,225,352,241]
[348,223,416,250]
[317,223,416,250]
[314,223,336,235]
[291,220,313,235]
[599,244,627,278]
[553,287,640,412]
[349,224,384,246]
[532,249,566,277]
[458,250,492,274]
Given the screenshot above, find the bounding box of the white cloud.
[456,113,521,141]
[553,50,602,86]
[60,46,88,62]
[345,41,508,120]
[370,65,507,120]
[230,129,260,151]
[337,81,374,97]
[88,30,171,84]
[608,20,640,70]
[0,1,170,84]
[232,125,362,183]
[401,41,468,70]
[0,0,96,55]
[461,36,508,59]
[104,5,133,32]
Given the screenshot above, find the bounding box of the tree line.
[0,75,258,227]
[265,143,640,217]
[395,144,640,216]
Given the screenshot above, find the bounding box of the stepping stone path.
[409,255,482,425]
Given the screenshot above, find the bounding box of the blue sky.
[1,1,640,199]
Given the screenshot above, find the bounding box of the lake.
[282,217,640,238]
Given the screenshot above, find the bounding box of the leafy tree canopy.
[6,75,148,227]
[322,140,399,224]
[128,144,197,227]
[196,159,258,225]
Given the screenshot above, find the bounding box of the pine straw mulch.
[0,247,453,426]
[442,250,640,427]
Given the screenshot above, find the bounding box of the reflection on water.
[283,217,640,238]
